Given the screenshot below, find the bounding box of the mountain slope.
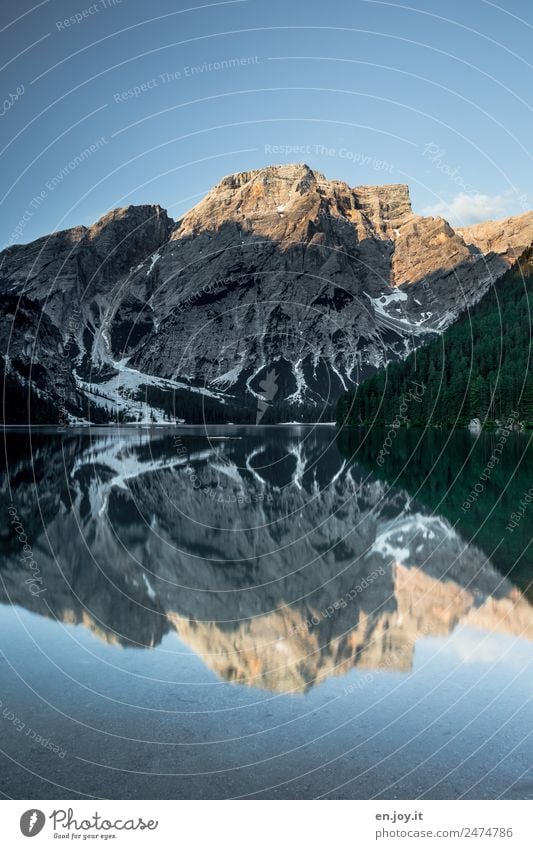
[337,244,533,427]
[2,164,533,424]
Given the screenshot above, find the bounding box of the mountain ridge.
[2,164,533,424]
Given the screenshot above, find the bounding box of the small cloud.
[422,190,521,226]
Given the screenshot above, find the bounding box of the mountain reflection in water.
[1,426,532,695]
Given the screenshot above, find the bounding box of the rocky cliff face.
[0,294,87,423]
[1,165,532,423]
[457,211,533,263]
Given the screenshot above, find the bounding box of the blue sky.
[1,0,532,246]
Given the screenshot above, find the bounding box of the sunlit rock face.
[457,211,533,264]
[1,165,532,422]
[1,429,531,693]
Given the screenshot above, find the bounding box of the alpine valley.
[2,163,533,424]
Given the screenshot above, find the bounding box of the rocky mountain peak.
[82,203,174,266]
[173,163,326,241]
[85,202,172,239]
[172,163,414,245]
[216,162,322,192]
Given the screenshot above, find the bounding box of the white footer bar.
[2,799,530,848]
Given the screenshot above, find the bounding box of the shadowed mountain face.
[2,164,533,423]
[1,427,531,694]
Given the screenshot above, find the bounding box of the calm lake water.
[1,425,532,799]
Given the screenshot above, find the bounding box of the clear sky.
[1,0,532,247]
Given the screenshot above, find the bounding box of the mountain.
[337,244,533,428]
[2,429,532,693]
[2,164,533,424]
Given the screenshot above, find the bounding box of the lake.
[1,425,532,799]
